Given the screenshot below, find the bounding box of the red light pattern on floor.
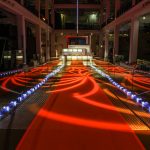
[94,60,150,92]
[17,61,144,150]
[0,61,59,95]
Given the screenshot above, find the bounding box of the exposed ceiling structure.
[54,0,101,4]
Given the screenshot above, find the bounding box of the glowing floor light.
[0,64,64,120]
[0,69,23,78]
[90,64,150,113]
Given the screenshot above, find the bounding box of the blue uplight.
[90,64,149,113]
[0,69,23,78]
[0,64,64,120]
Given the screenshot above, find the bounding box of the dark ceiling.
[54,0,101,4]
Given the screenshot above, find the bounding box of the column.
[132,0,136,6]
[51,31,55,57]
[35,0,40,18]
[49,32,51,60]
[104,31,109,61]
[114,26,119,55]
[89,34,92,52]
[36,25,41,63]
[100,1,104,25]
[45,0,49,24]
[129,18,139,64]
[115,0,121,18]
[20,0,24,5]
[46,29,50,61]
[17,15,26,64]
[106,0,110,22]
[99,33,104,58]
[50,0,55,28]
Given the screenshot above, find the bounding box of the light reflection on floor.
[17,61,145,150]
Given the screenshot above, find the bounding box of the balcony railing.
[55,23,100,30]
[54,0,100,4]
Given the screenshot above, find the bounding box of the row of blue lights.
[0,64,64,120]
[0,69,23,78]
[90,64,150,113]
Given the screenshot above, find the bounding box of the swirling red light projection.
[17,61,144,150]
[0,61,59,94]
[94,60,150,92]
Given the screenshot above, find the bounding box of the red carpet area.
[17,61,144,150]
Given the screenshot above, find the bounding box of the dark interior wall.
[55,12,62,29]
[0,9,18,71]
[41,29,46,63]
[118,23,131,61]
[25,22,36,66]
[0,24,18,50]
[119,36,130,61]
[55,9,100,30]
[138,22,150,61]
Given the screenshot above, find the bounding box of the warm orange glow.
[47,76,88,93]
[103,89,136,105]
[17,61,145,150]
[0,61,59,94]
[39,109,133,132]
[53,77,83,87]
[94,60,150,93]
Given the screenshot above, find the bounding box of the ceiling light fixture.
[142,16,146,20]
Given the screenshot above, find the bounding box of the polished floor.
[0,60,150,150]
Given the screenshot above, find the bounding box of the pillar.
[36,25,41,62]
[132,0,136,6]
[20,0,24,5]
[35,0,40,18]
[106,0,110,22]
[114,26,119,55]
[99,32,104,58]
[104,31,109,60]
[45,0,49,24]
[51,31,55,57]
[89,34,92,52]
[46,29,50,61]
[129,18,139,64]
[17,15,26,64]
[115,0,121,18]
[50,0,55,28]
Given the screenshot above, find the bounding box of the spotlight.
[9,101,17,108]
[23,94,27,98]
[142,16,146,20]
[142,102,149,108]
[3,106,10,113]
[17,97,21,101]
[127,91,132,96]
[123,89,127,93]
[131,94,136,99]
[136,98,142,103]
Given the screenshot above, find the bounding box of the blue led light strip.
[0,69,23,78]
[90,64,150,113]
[0,64,64,120]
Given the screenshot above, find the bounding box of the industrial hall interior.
[0,0,150,150]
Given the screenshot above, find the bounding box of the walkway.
[17,61,144,150]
